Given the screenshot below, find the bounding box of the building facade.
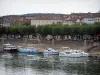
[31,20,63,26]
[82,18,95,24]
[94,17,100,22]
[0,23,10,27]
[31,14,63,26]
[0,13,100,26]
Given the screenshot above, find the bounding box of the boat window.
[66,52,70,54]
[48,50,51,51]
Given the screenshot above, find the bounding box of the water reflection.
[0,52,100,75]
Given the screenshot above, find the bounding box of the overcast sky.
[0,0,100,16]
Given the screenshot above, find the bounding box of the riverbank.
[0,39,100,53]
[0,39,83,51]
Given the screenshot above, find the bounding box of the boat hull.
[18,48,39,54]
[44,52,59,55]
[59,52,81,57]
[81,53,89,57]
[59,52,89,57]
[3,49,18,53]
[2,44,18,53]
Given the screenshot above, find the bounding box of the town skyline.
[0,11,100,17]
[0,0,100,16]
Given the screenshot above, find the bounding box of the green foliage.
[0,27,6,36]
[0,23,100,37]
[23,22,31,26]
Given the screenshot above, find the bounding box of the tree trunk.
[52,37,54,47]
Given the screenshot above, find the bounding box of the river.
[0,52,100,75]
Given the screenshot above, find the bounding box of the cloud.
[0,0,100,16]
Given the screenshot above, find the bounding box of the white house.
[82,18,95,24]
[31,20,62,26]
[31,15,63,26]
[63,16,74,25]
[63,20,74,25]
[0,23,10,27]
[94,17,100,22]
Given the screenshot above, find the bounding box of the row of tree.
[0,23,100,39]
[0,25,36,37]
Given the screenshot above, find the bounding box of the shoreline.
[0,39,100,53]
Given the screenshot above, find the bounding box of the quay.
[0,38,100,57]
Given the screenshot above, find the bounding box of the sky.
[0,0,100,16]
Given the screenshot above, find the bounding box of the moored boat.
[59,47,89,57]
[44,48,59,55]
[18,47,39,54]
[59,50,81,57]
[80,51,89,57]
[3,44,18,52]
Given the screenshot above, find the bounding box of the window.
[59,22,61,24]
[66,52,70,54]
[88,18,93,21]
[52,22,54,24]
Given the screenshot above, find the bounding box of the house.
[63,15,83,25]
[0,13,100,26]
[70,13,100,24]
[94,17,100,22]
[31,20,62,26]
[63,15,74,25]
[0,23,10,27]
[31,14,63,26]
[1,15,26,26]
[94,13,100,22]
[82,17,95,24]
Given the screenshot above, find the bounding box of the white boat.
[59,47,89,57]
[80,51,89,57]
[3,44,18,52]
[44,48,59,55]
[72,50,89,57]
[59,50,81,57]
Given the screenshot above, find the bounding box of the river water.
[0,52,100,75]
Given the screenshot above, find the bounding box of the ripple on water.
[0,53,100,75]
